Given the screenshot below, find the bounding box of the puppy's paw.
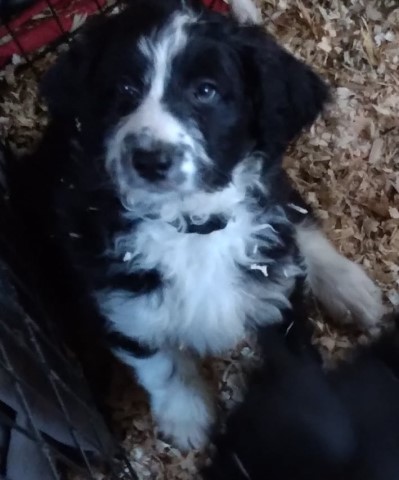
[297,223,386,329]
[229,0,262,24]
[310,254,386,329]
[153,378,215,451]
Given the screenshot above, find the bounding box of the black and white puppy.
[9,0,384,449]
[204,314,399,480]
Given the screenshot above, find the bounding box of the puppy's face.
[42,0,328,201]
[102,10,255,196]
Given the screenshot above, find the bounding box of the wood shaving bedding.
[0,1,398,478]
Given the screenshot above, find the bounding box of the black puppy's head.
[41,0,328,204]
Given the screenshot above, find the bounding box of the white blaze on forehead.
[135,12,193,148]
[135,12,194,149]
[139,12,192,100]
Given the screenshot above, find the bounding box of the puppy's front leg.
[284,185,385,328]
[296,220,386,328]
[114,348,215,450]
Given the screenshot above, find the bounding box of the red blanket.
[0,0,230,68]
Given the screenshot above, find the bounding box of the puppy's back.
[331,315,399,480]
[205,322,356,480]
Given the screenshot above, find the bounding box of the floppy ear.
[40,39,91,120]
[277,47,329,141]
[235,26,329,157]
[40,15,107,120]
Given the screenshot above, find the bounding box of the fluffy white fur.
[229,0,262,24]
[97,160,301,355]
[114,349,214,449]
[296,222,386,328]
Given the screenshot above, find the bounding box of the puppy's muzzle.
[124,134,188,185]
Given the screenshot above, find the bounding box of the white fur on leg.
[229,0,262,24]
[296,222,386,328]
[114,349,215,450]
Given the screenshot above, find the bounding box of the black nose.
[132,147,173,180]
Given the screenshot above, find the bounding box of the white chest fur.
[97,195,301,355]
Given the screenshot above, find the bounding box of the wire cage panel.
[0,0,126,70]
[0,137,137,478]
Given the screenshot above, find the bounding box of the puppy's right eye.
[119,84,139,97]
[114,82,141,116]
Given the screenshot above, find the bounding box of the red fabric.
[0,0,108,67]
[0,0,230,68]
[202,0,230,14]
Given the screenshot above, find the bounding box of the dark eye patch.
[118,83,141,97]
[111,73,146,115]
[171,36,243,106]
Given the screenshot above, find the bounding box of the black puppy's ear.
[235,26,329,156]
[40,17,105,120]
[40,42,85,119]
[278,47,329,141]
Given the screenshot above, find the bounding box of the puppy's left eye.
[192,81,219,104]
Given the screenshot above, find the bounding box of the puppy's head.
[41,0,328,203]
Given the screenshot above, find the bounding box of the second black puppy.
[205,315,399,480]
